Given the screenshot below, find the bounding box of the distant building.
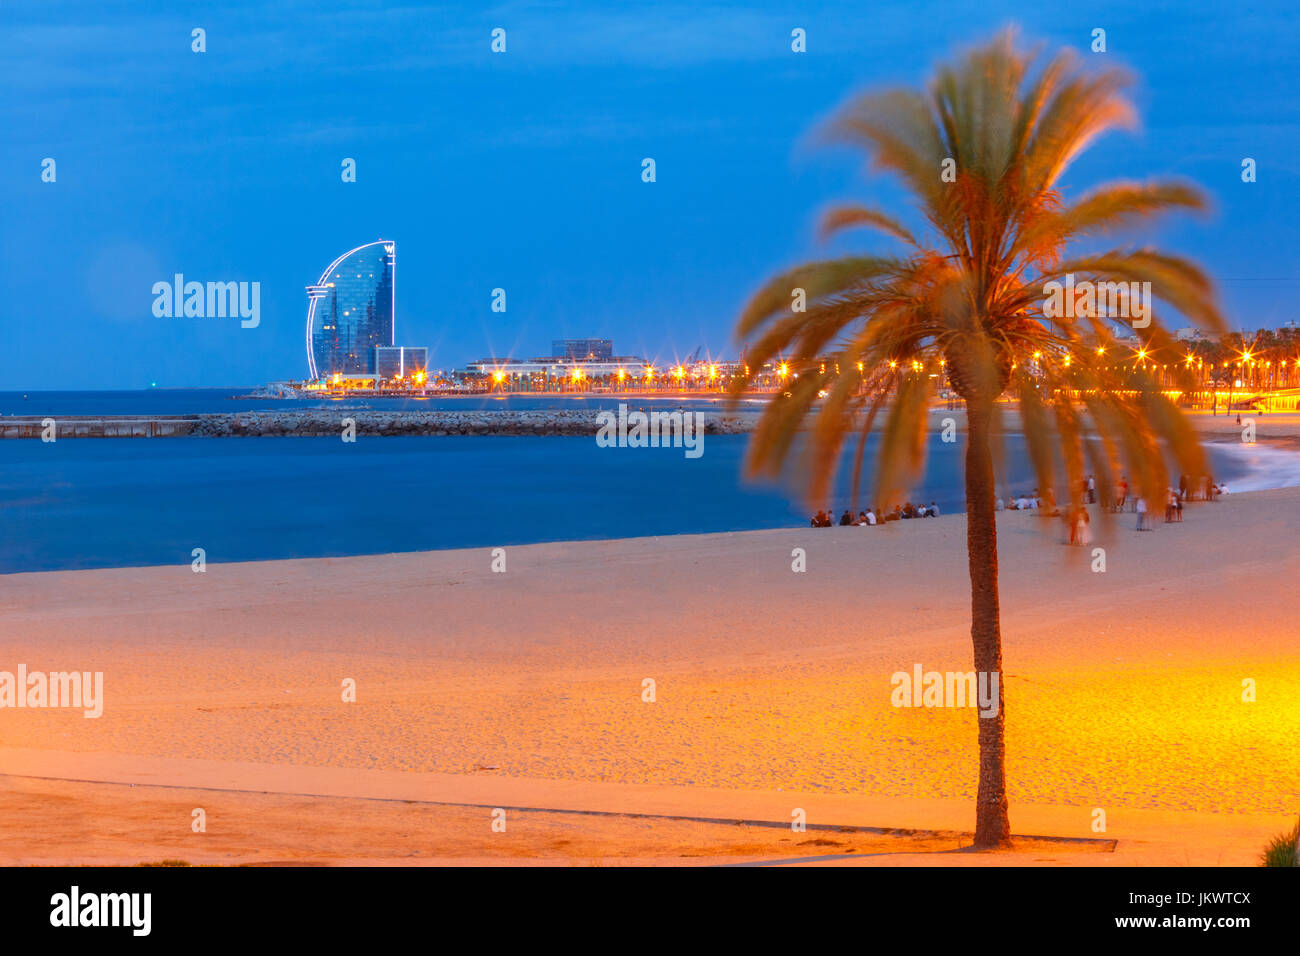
[1175,328,1208,342]
[375,346,428,379]
[306,240,396,379]
[465,356,650,383]
[553,338,613,361]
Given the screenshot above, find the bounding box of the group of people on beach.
[1044,472,1231,540]
[997,488,1058,514]
[810,501,941,527]
[809,467,1234,539]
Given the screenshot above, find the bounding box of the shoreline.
[4,436,1299,578]
[3,478,1297,580]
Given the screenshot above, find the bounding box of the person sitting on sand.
[839,510,853,526]
[929,501,940,517]
[863,508,877,526]
[995,495,1005,512]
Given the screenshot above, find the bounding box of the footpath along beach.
[0,481,1296,865]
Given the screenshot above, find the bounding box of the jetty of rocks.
[1,410,753,439]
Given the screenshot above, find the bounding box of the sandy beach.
[1,474,1297,865]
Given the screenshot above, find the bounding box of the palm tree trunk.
[964,395,1012,847]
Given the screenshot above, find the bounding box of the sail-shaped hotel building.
[305,240,401,380]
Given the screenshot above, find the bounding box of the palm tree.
[732,31,1226,848]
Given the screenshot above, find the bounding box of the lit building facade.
[306,240,396,379]
[375,346,428,379]
[553,339,613,361]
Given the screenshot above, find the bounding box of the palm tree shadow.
[724,845,1001,867]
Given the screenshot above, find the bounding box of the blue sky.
[4,0,1298,388]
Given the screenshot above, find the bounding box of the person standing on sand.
[1136,497,1150,531]
[1070,506,1091,546]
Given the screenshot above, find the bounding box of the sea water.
[0,430,1277,574]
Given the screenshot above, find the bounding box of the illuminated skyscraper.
[306,240,395,379]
